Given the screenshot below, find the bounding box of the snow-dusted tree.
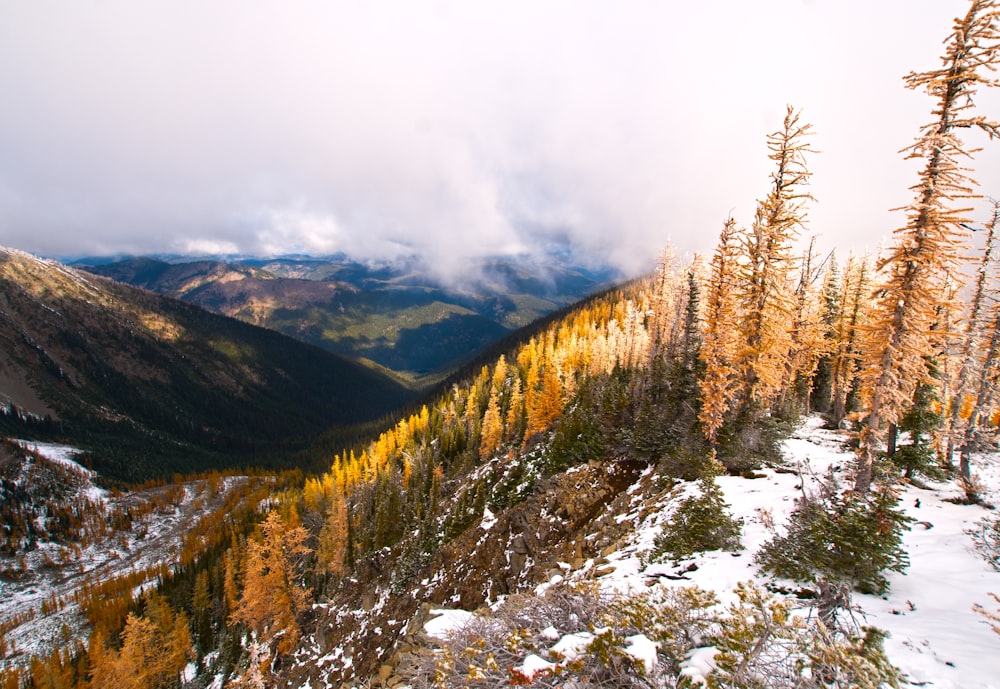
[830,256,872,426]
[779,236,830,415]
[959,268,1000,499]
[856,0,1000,494]
[946,202,1000,469]
[699,217,743,443]
[735,106,815,418]
[649,245,692,362]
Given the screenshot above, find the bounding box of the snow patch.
[423,609,475,639]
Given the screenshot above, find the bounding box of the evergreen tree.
[191,568,214,658]
[756,475,911,609]
[830,255,871,426]
[811,254,842,415]
[894,371,944,479]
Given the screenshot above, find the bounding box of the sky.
[1,0,999,281]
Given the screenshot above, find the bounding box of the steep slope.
[0,440,272,669]
[5,259,996,689]
[81,255,613,381]
[373,418,1000,689]
[0,248,415,482]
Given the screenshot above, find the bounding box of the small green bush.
[653,477,743,562]
[547,399,606,474]
[756,476,911,596]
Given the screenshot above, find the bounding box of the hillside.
[390,417,1000,689]
[0,440,275,670]
[4,6,1000,685]
[80,255,615,382]
[3,266,998,688]
[0,248,415,482]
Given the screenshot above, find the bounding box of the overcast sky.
[1,0,999,280]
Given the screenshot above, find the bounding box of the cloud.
[0,0,997,279]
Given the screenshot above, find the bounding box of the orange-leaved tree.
[230,511,312,656]
[735,106,814,419]
[856,0,1000,494]
[699,217,743,443]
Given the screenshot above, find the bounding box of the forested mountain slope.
[80,255,614,382]
[0,248,415,482]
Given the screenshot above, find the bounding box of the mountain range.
[76,254,617,384]
[0,248,416,482]
[1,243,997,689]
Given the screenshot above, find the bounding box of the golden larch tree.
[87,593,192,689]
[230,511,312,656]
[699,217,743,442]
[945,201,1000,466]
[317,491,349,577]
[735,106,815,417]
[856,0,1000,493]
[779,237,830,415]
[958,213,1000,499]
[479,385,504,459]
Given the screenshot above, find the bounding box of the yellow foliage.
[230,512,312,656]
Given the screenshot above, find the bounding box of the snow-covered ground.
[428,416,1000,688]
[13,439,107,503]
[0,442,252,672]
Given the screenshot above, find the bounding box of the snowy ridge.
[14,440,101,487]
[0,441,254,673]
[425,416,1000,688]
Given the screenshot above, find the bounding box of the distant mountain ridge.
[78,254,618,383]
[0,248,415,482]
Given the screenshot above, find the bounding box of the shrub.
[973,592,1000,637]
[756,475,911,597]
[547,398,606,474]
[652,476,743,562]
[715,413,794,473]
[705,582,900,689]
[399,583,716,689]
[397,581,900,689]
[658,446,718,482]
[968,515,1000,572]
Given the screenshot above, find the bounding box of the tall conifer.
[946,201,1000,467]
[735,106,814,417]
[856,0,1000,493]
[699,218,742,442]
